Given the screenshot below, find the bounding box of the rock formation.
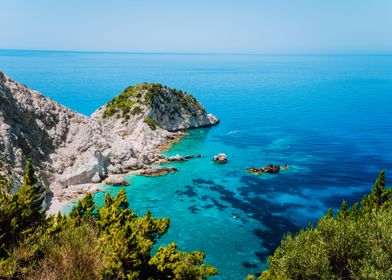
[167,154,187,162]
[104,175,131,186]
[165,154,199,163]
[213,153,228,163]
[139,166,177,177]
[0,72,218,207]
[246,164,288,175]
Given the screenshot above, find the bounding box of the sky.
[0,0,391,53]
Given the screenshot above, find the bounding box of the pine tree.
[70,193,95,220]
[14,159,46,238]
[361,170,388,212]
[0,184,13,257]
[348,202,360,218]
[337,200,348,219]
[23,158,38,186]
[115,188,129,210]
[325,208,334,219]
[0,159,45,257]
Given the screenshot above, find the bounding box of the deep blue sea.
[1,50,392,279]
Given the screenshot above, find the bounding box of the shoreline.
[46,131,188,215]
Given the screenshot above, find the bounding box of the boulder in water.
[213,153,228,163]
[246,164,284,175]
[168,154,187,162]
[104,175,130,186]
[140,166,177,177]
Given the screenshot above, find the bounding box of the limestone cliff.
[0,72,218,201]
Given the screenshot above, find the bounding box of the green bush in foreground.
[250,170,392,280]
[0,162,218,279]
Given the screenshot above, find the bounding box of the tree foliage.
[0,158,45,259]
[0,162,218,279]
[254,171,392,280]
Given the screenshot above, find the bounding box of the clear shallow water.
[1,50,392,279]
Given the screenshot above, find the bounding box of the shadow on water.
[186,178,299,261]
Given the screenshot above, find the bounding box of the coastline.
[46,131,188,215]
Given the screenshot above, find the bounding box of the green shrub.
[34,224,103,280]
[102,83,201,120]
[131,106,142,115]
[102,86,138,119]
[144,117,157,130]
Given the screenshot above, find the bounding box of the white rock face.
[0,72,219,201]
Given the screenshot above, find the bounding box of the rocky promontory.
[0,72,218,212]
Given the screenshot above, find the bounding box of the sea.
[1,50,392,279]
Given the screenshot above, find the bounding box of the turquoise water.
[1,50,392,279]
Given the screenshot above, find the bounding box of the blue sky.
[1,0,391,53]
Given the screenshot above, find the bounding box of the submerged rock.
[213,153,228,163]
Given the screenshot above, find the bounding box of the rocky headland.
[0,72,218,213]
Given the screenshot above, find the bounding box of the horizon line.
[1,48,392,56]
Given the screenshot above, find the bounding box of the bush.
[102,86,138,119]
[144,117,157,130]
[33,224,103,280]
[131,105,142,115]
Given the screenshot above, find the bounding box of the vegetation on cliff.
[0,161,218,279]
[102,83,203,121]
[144,117,157,130]
[102,84,143,119]
[248,171,392,280]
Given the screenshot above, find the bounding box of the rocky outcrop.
[104,175,130,186]
[139,166,177,177]
[165,154,201,163]
[93,83,219,132]
[213,153,228,164]
[167,154,187,162]
[0,72,218,202]
[246,164,288,175]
